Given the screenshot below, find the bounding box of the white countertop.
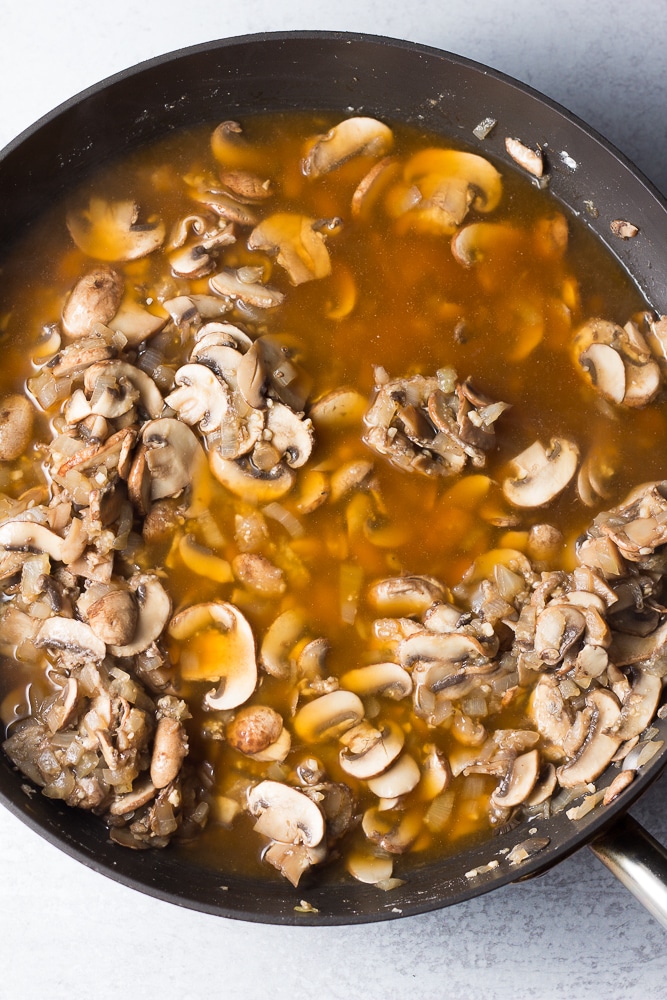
[2,3,667,998]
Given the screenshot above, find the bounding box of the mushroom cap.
[66,198,165,262]
[168,601,257,711]
[503,437,579,508]
[341,662,412,700]
[61,267,124,339]
[247,779,326,847]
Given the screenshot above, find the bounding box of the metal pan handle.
[589,814,667,929]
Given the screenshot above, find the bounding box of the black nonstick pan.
[1,30,667,926]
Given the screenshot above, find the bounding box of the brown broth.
[0,112,662,881]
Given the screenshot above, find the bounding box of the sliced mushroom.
[165,364,230,435]
[209,268,285,309]
[0,395,34,462]
[361,805,422,854]
[35,616,106,661]
[84,360,164,420]
[209,452,295,504]
[248,214,332,285]
[341,662,412,700]
[366,753,421,798]
[0,521,65,561]
[339,720,404,779]
[293,690,365,742]
[247,779,325,847]
[168,601,257,711]
[141,418,207,501]
[529,674,572,746]
[108,299,168,347]
[260,608,307,680]
[579,343,626,404]
[556,689,623,788]
[490,748,540,808]
[505,137,544,178]
[66,198,165,261]
[86,588,139,646]
[309,387,367,430]
[403,148,503,214]
[265,402,314,469]
[303,117,393,177]
[226,705,284,755]
[61,268,124,339]
[108,575,171,658]
[608,669,662,742]
[367,575,447,617]
[150,717,188,789]
[503,438,579,508]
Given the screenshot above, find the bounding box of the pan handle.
[589,814,667,929]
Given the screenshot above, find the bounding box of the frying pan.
[1,30,667,926]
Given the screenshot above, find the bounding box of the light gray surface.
[1,3,667,998]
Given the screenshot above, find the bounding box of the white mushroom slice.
[84,361,164,420]
[61,268,124,338]
[303,117,393,177]
[248,780,326,847]
[505,137,544,178]
[556,689,623,788]
[529,675,573,746]
[35,616,106,660]
[142,418,207,501]
[109,575,171,657]
[66,198,165,262]
[265,402,314,469]
[608,670,662,742]
[248,213,332,285]
[210,452,295,504]
[579,343,626,404]
[168,601,257,711]
[367,575,447,617]
[0,521,64,561]
[361,805,422,854]
[260,608,306,679]
[419,746,452,800]
[490,748,540,808]
[346,851,394,885]
[309,388,367,429]
[367,753,421,798]
[399,631,488,672]
[165,364,230,435]
[209,268,285,309]
[403,148,503,214]
[533,605,586,665]
[623,358,662,408]
[57,426,136,478]
[293,690,365,742]
[341,662,412,700]
[503,438,579,508]
[608,618,667,666]
[108,299,167,346]
[339,720,404,779]
[150,718,188,789]
[451,222,522,267]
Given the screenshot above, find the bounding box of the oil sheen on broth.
[0,111,665,889]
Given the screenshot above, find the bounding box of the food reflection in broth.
[1,112,666,889]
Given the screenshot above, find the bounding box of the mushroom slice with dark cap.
[35,616,106,662]
[84,361,164,420]
[293,690,365,743]
[209,452,295,504]
[490,748,540,809]
[66,198,165,262]
[109,575,171,658]
[61,267,124,339]
[140,418,207,502]
[556,689,623,788]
